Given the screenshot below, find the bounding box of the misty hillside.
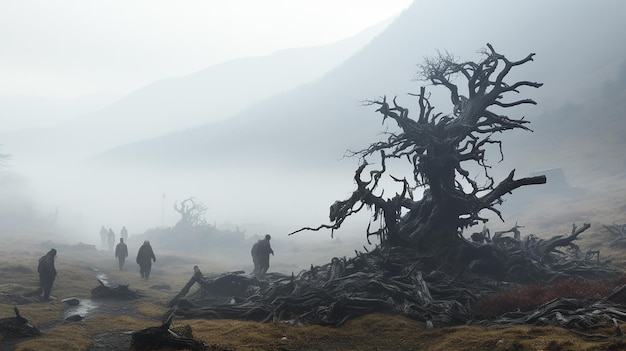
[0,18,392,166]
[507,61,626,182]
[96,0,626,180]
[2,0,625,239]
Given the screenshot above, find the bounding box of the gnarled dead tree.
[166,45,620,329]
[173,197,208,228]
[291,44,545,259]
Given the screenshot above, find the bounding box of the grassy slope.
[2,193,626,351]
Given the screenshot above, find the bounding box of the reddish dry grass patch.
[473,274,626,317]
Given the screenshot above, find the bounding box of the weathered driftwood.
[168,267,254,308]
[473,295,626,336]
[534,223,590,261]
[492,224,523,242]
[91,279,142,300]
[168,266,204,307]
[476,222,619,284]
[0,306,40,338]
[130,313,206,351]
[168,223,619,329]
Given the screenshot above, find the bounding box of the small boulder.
[62,298,80,306]
[64,314,83,322]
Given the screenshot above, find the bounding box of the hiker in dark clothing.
[115,238,129,271]
[252,235,274,278]
[136,240,156,280]
[38,248,57,301]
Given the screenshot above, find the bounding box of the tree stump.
[130,314,206,351]
[0,306,41,338]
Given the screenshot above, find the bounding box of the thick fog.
[0,0,410,100]
[2,0,626,272]
[0,1,414,271]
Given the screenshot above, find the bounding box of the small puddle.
[62,268,111,320]
[63,298,99,320]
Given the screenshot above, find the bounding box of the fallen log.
[168,265,203,307]
[474,296,626,333]
[168,267,259,308]
[536,223,590,261]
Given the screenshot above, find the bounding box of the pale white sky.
[1,0,413,99]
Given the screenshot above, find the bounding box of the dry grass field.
[1,177,626,350]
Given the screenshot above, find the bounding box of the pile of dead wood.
[167,223,623,330]
[168,251,464,327]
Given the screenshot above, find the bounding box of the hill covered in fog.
[0,17,392,167]
[94,0,626,177]
[2,0,625,240]
[82,0,626,237]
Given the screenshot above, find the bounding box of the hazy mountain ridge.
[86,0,626,237]
[0,17,394,167]
[95,0,626,176]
